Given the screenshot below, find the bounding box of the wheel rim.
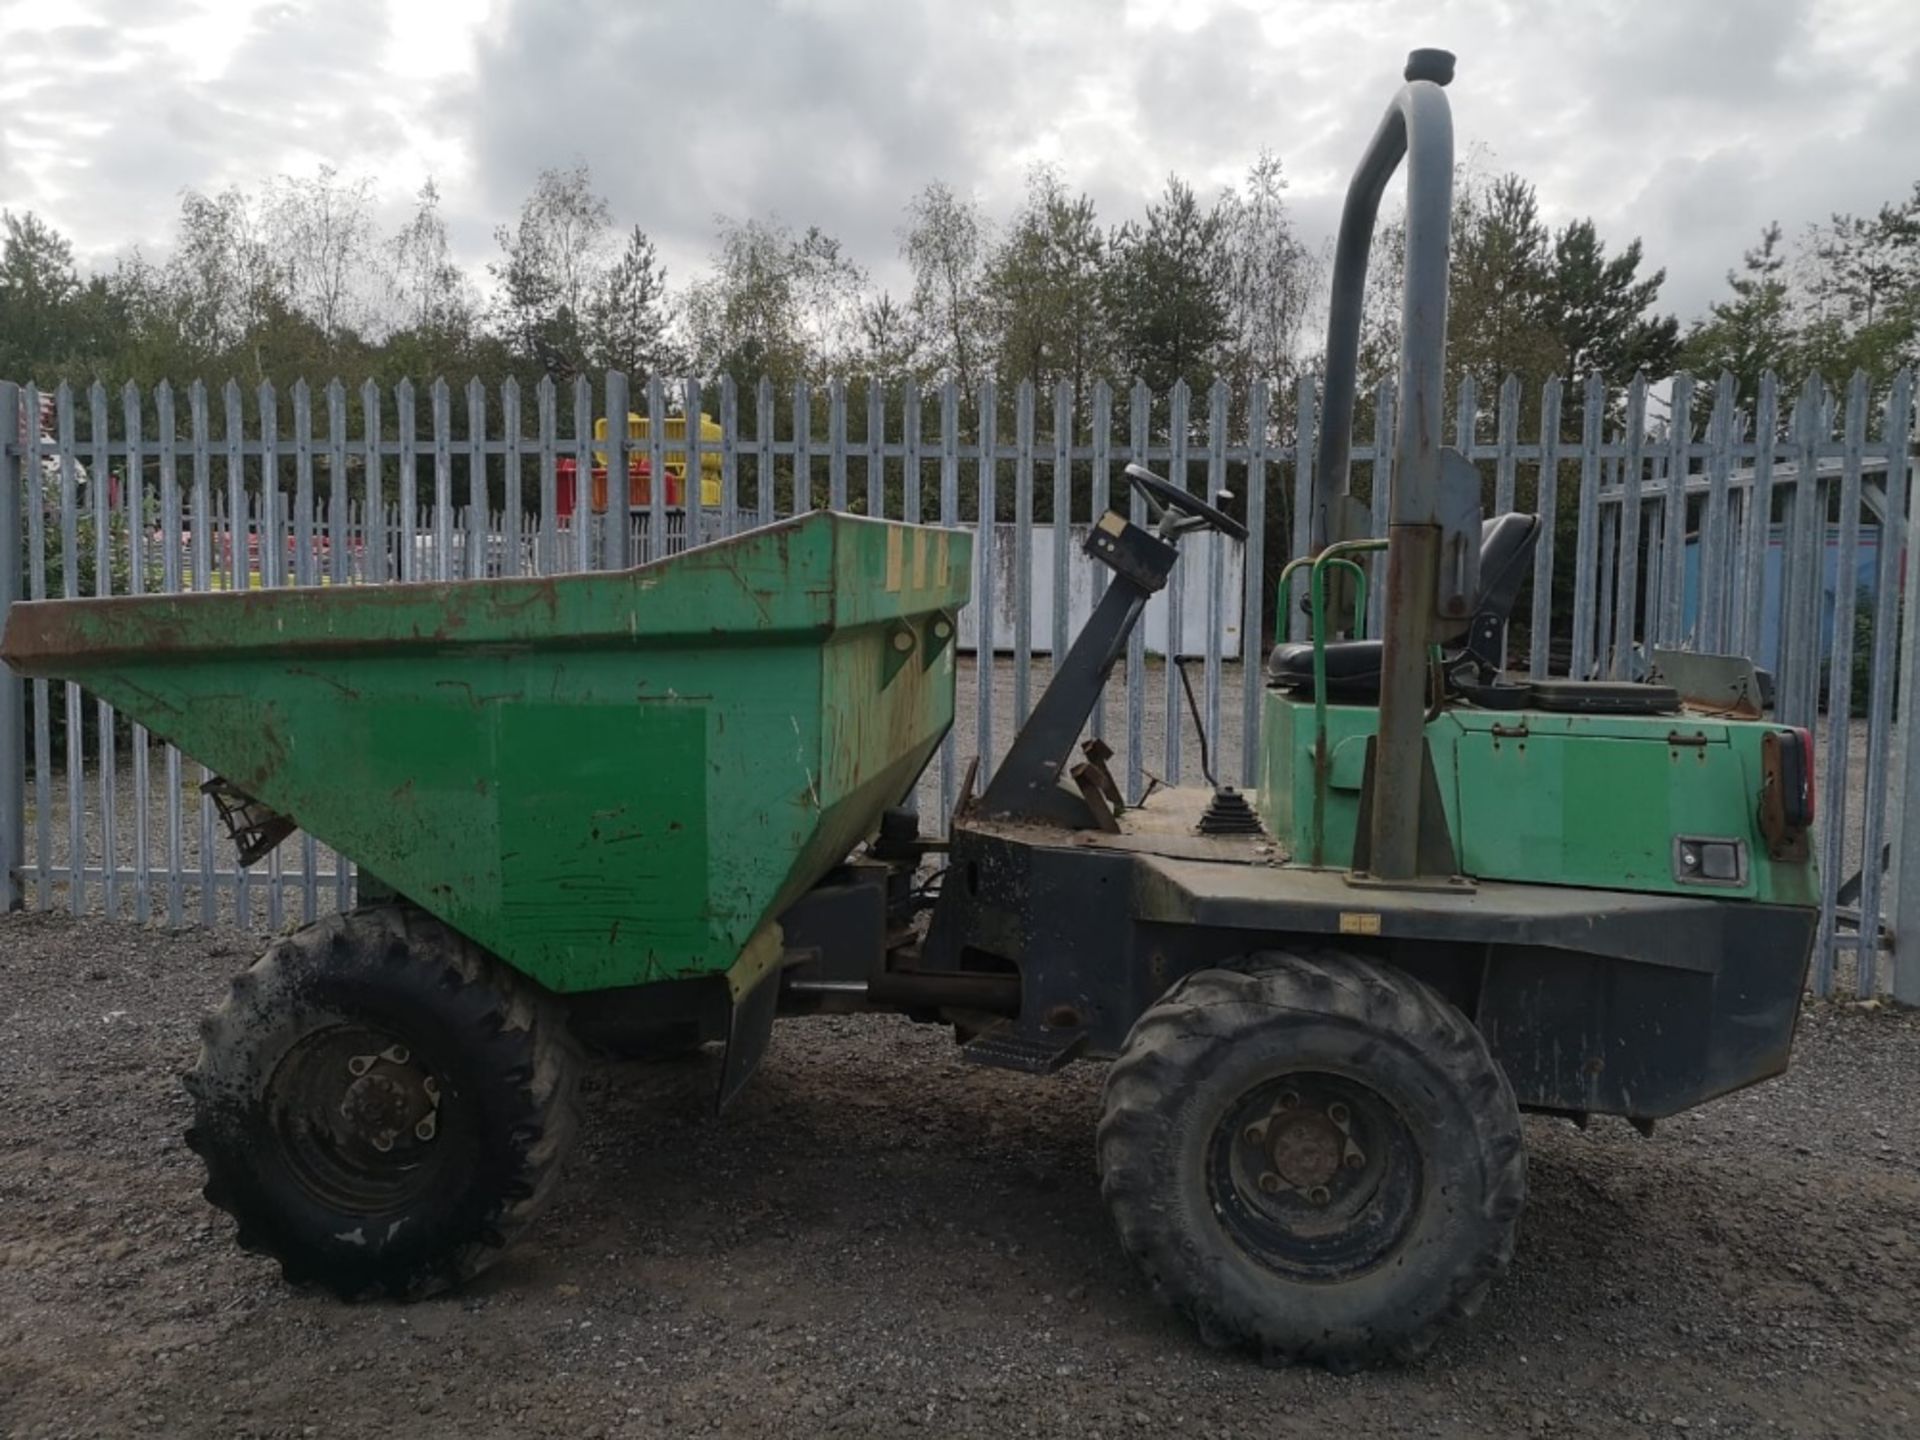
[268,1023,451,1214]
[1206,1070,1423,1282]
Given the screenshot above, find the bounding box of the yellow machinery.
[590,412,724,509]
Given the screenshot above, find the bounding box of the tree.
[1548,220,1678,387]
[1804,207,1905,332]
[901,181,989,391]
[856,292,922,376]
[0,211,82,379]
[1105,175,1233,397]
[1448,173,1560,392]
[1218,152,1318,395]
[1361,167,1677,426]
[787,226,869,373]
[67,273,136,360]
[587,225,678,381]
[162,186,286,377]
[1680,223,1797,410]
[386,179,477,341]
[684,217,866,387]
[489,163,614,365]
[983,167,1108,402]
[1356,210,1411,391]
[1792,187,1920,384]
[268,166,378,346]
[81,251,182,385]
[1354,146,1493,391]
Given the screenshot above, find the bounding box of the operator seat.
[1266,512,1539,702]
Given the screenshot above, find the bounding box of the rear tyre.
[1097,950,1525,1369]
[184,904,581,1300]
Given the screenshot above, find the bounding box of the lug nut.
[1257,1172,1283,1194]
[347,1055,374,1078]
[1277,1091,1299,1111]
[414,1115,437,1141]
[380,1044,411,1066]
[1345,1151,1365,1170]
[1309,1185,1331,1205]
[1243,1124,1266,1146]
[1328,1102,1350,1126]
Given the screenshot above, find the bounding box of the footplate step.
[961,1024,1088,1075]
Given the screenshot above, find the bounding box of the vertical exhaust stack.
[1311,46,1478,884]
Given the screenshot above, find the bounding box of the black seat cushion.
[1266,639,1383,700]
[1266,514,1541,702]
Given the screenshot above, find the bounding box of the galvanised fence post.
[0,381,25,911]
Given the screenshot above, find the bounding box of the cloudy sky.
[2,0,1916,323]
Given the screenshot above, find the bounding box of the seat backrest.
[1446,513,1542,678]
[1475,513,1540,623]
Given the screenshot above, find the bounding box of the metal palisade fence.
[0,368,1916,1000]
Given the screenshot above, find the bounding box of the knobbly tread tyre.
[183,904,582,1300]
[1096,949,1526,1370]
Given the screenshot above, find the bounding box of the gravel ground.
[1,910,1916,1440]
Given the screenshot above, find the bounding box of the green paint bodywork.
[1258,690,1818,908]
[1,513,973,992]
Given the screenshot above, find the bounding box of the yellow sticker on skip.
[1338,912,1383,936]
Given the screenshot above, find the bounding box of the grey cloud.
[449,0,1006,288]
[1133,6,1292,162]
[437,0,1920,323]
[4,0,1917,339]
[41,24,121,64]
[1575,0,1825,107]
[9,0,408,259]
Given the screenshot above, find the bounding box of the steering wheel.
[1124,464,1248,541]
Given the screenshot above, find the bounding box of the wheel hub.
[269,1026,450,1213]
[1266,1111,1342,1190]
[1243,1092,1367,1203]
[1209,1070,1422,1282]
[339,1045,440,1153]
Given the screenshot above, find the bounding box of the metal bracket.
[1070,739,1126,834]
[976,537,1167,827]
[1347,737,1470,889]
[881,619,917,688]
[717,925,785,1114]
[201,777,297,867]
[921,611,955,669]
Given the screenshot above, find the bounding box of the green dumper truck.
[0,50,1821,1369]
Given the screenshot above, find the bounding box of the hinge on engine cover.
[201,777,297,867]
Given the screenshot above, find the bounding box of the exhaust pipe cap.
[1405,48,1456,86]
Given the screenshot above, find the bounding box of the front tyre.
[1096,950,1525,1369]
[184,905,581,1300]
